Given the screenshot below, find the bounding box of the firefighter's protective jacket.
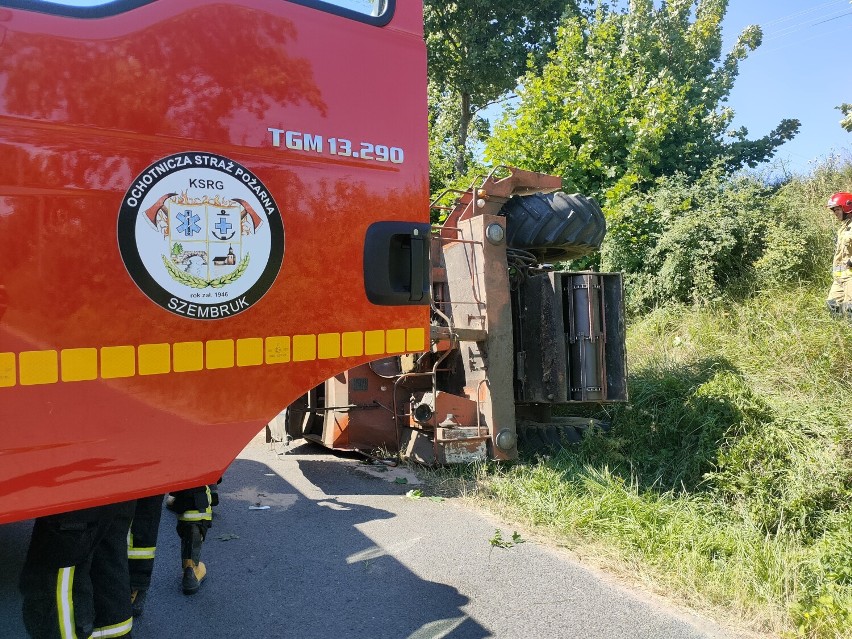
[832,217,852,280]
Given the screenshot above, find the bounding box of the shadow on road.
[0,453,489,639]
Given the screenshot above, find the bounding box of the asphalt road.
[0,434,748,639]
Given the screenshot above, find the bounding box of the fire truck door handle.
[409,236,424,302]
[363,221,431,306]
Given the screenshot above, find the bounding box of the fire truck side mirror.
[363,221,431,305]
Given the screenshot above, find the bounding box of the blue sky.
[721,0,850,176]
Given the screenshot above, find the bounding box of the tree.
[839,104,852,133]
[427,84,466,194]
[424,0,587,179]
[486,0,800,201]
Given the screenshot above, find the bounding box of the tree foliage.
[427,82,489,196]
[486,0,800,201]
[424,0,586,178]
[839,103,852,133]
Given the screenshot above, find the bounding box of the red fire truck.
[0,0,431,524]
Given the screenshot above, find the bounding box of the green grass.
[421,158,852,636]
[429,287,852,638]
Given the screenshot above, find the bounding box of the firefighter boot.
[180,523,206,595]
[182,559,207,595]
[131,588,147,617]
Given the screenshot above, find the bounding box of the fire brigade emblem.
[118,152,284,319]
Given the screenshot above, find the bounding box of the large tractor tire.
[501,192,606,262]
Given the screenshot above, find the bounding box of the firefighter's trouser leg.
[128,495,164,592]
[127,494,164,617]
[171,486,212,562]
[90,506,134,638]
[20,501,135,639]
[828,278,852,317]
[171,486,211,594]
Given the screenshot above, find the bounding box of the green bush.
[600,164,837,313]
[754,155,850,291]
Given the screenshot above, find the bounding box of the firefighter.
[127,494,165,617]
[827,191,852,317]
[19,501,136,639]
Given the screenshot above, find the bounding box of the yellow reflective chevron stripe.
[55,566,77,639]
[91,617,133,638]
[0,327,426,389]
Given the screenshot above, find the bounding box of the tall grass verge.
[433,287,852,638]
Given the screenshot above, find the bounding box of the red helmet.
[828,192,852,215]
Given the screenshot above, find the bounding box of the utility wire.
[754,0,850,40]
[760,16,852,44]
[751,20,852,57]
[762,9,852,42]
[759,0,849,28]
[812,9,852,25]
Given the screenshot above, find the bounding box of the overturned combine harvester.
[274,167,628,464]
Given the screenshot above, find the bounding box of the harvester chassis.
[272,167,627,463]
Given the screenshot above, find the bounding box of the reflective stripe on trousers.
[178,486,212,523]
[126,531,156,560]
[52,566,127,638]
[91,617,133,638]
[55,566,77,639]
